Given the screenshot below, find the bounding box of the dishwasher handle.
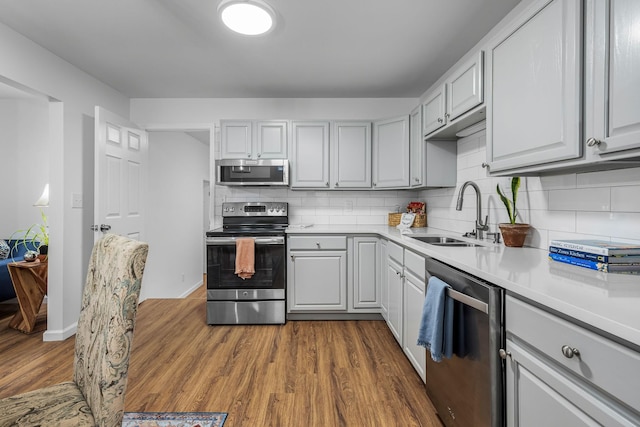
[447,288,489,314]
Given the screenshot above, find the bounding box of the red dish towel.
[235,238,255,280]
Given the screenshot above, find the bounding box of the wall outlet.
[71,193,83,208]
[345,200,353,212]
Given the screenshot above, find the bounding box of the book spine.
[549,246,608,262]
[549,240,608,255]
[548,253,608,272]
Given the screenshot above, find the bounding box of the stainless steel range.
[205,202,288,325]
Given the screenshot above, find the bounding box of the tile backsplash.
[421,130,640,250]
[213,128,640,250]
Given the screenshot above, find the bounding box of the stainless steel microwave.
[216,159,289,186]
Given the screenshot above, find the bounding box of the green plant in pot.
[496,177,530,247]
[11,208,49,261]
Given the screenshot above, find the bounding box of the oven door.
[206,235,285,299]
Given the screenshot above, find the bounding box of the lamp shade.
[33,183,49,207]
[218,0,276,36]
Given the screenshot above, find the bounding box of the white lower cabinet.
[351,237,380,310]
[287,236,347,312]
[385,241,427,382]
[386,256,403,344]
[505,295,640,426]
[403,269,426,383]
[379,240,389,320]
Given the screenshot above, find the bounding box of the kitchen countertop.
[286,225,640,349]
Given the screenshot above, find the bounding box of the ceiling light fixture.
[218,0,276,36]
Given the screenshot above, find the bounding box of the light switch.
[71,193,83,208]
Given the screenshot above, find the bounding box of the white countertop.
[286,225,640,348]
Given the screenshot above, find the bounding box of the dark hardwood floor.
[0,287,442,427]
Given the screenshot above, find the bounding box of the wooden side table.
[7,260,48,333]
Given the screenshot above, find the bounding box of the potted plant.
[496,177,530,247]
[10,209,49,261]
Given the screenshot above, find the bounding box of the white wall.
[145,131,209,298]
[0,98,50,238]
[422,130,640,249]
[0,22,130,340]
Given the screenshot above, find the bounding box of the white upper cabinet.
[446,51,484,122]
[256,121,288,159]
[220,120,287,159]
[290,121,330,188]
[410,106,424,187]
[331,121,372,188]
[422,86,446,136]
[422,52,485,139]
[586,0,640,157]
[486,0,582,173]
[220,120,252,159]
[373,115,410,189]
[410,106,457,188]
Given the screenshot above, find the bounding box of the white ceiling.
[0,0,521,98]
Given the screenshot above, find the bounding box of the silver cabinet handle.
[445,113,450,119]
[290,255,295,261]
[414,177,419,182]
[257,153,261,157]
[586,137,602,147]
[326,182,329,187]
[499,349,511,360]
[561,345,580,359]
[373,183,377,187]
[315,242,320,248]
[247,153,251,158]
[437,118,443,123]
[335,182,339,187]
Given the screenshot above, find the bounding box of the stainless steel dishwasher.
[424,256,504,427]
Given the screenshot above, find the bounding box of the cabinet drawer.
[404,249,425,279]
[387,241,403,263]
[506,295,640,411]
[288,235,347,250]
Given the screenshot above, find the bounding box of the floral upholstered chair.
[0,234,149,427]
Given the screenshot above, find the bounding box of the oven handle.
[447,288,489,314]
[207,236,285,245]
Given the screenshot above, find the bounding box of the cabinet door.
[290,122,330,188]
[486,0,582,172]
[422,85,446,136]
[220,120,252,159]
[403,270,426,383]
[506,339,635,426]
[332,121,371,188]
[372,115,410,188]
[386,258,403,345]
[446,51,484,121]
[352,237,379,309]
[587,0,640,156]
[380,240,389,320]
[288,251,347,311]
[410,106,424,188]
[256,121,287,159]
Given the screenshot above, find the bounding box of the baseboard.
[180,279,203,298]
[43,321,77,342]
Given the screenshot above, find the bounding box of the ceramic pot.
[498,223,530,247]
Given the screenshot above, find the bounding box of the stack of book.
[548,239,640,274]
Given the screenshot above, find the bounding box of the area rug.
[122,411,227,427]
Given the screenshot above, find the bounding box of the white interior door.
[94,106,148,243]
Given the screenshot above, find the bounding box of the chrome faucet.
[456,181,489,240]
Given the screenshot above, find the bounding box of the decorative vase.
[498,223,530,247]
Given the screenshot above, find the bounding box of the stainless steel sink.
[409,236,483,247]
